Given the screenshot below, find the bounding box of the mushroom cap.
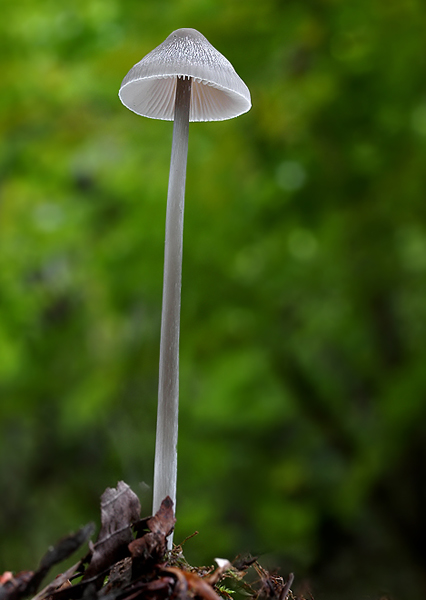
[118,28,251,122]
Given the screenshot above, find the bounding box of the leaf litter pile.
[0,482,301,600]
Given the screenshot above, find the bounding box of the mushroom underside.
[119,76,250,121]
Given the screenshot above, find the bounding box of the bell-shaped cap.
[119,28,251,122]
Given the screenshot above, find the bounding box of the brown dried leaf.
[0,572,34,600]
[146,497,175,537]
[83,481,141,580]
[164,568,222,600]
[0,525,94,600]
[32,524,95,594]
[32,562,83,600]
[128,497,175,564]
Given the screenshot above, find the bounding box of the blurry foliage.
[1,0,426,599]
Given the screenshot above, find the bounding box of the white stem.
[153,76,192,548]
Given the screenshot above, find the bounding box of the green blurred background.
[1,0,426,598]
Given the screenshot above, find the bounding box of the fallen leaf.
[146,497,176,538]
[31,524,95,593]
[0,572,34,600]
[164,568,222,600]
[129,497,175,565]
[83,481,141,580]
[0,525,94,600]
[39,524,95,575]
[32,563,82,600]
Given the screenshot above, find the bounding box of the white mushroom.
[119,28,251,121]
[119,28,251,548]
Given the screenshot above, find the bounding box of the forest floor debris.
[0,482,301,600]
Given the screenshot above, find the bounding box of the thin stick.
[153,76,192,547]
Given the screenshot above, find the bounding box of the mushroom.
[119,28,251,545]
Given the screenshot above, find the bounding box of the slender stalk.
[153,76,192,546]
